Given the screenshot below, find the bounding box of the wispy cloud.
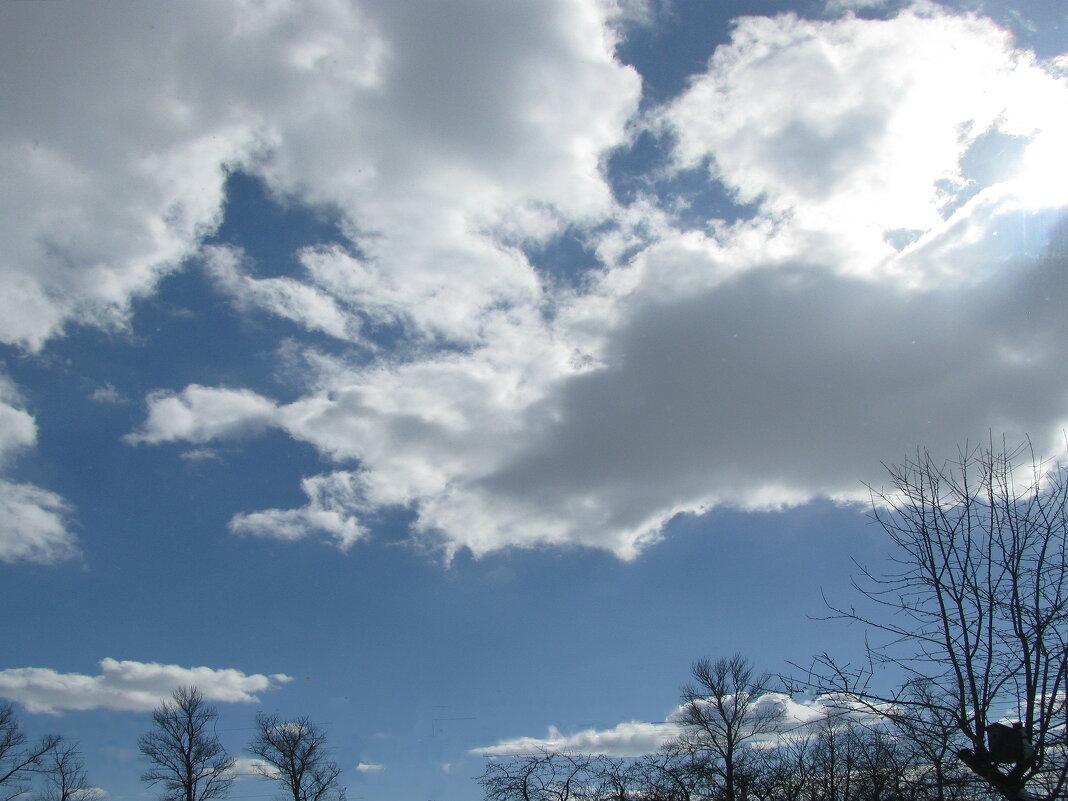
[473,693,893,757]
[472,721,676,758]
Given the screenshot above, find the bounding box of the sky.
[1,0,1067,798]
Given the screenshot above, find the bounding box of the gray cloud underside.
[484,258,1068,518]
[126,4,1068,559]
[5,0,1068,559]
[129,245,1068,559]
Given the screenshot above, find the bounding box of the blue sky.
[1,0,1067,799]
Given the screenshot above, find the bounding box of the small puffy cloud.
[0,480,76,565]
[229,472,369,550]
[746,692,826,728]
[0,373,77,564]
[0,658,292,714]
[179,447,223,462]
[0,376,36,465]
[355,762,383,773]
[88,384,126,405]
[125,385,278,445]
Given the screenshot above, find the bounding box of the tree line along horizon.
[2,440,1066,801]
[0,687,345,801]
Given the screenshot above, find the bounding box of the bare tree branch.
[247,714,343,801]
[665,654,781,801]
[806,440,1068,801]
[35,739,92,801]
[139,687,234,801]
[0,701,60,801]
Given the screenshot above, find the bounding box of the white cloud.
[355,762,383,773]
[54,788,110,801]
[0,375,77,564]
[229,472,370,550]
[0,411,35,469]
[75,3,1068,560]
[230,758,281,781]
[0,1,271,350]
[126,385,279,445]
[0,480,77,565]
[472,692,885,757]
[0,0,638,350]
[660,8,1068,284]
[133,243,1068,560]
[0,658,292,714]
[75,788,109,800]
[203,245,357,342]
[88,384,126,405]
[472,721,676,758]
[179,447,224,462]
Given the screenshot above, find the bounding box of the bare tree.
[478,750,598,801]
[628,754,695,801]
[36,740,92,801]
[0,701,60,801]
[247,714,343,801]
[800,717,840,801]
[807,440,1068,801]
[589,755,651,801]
[746,733,812,801]
[885,681,978,801]
[139,687,234,801]
[665,654,782,801]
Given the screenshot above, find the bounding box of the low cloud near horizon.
[0,659,292,714]
[472,692,883,757]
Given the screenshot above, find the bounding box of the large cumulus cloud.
[3,0,639,562]
[0,0,638,350]
[126,5,1068,560]
[659,8,1068,282]
[9,0,1068,560]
